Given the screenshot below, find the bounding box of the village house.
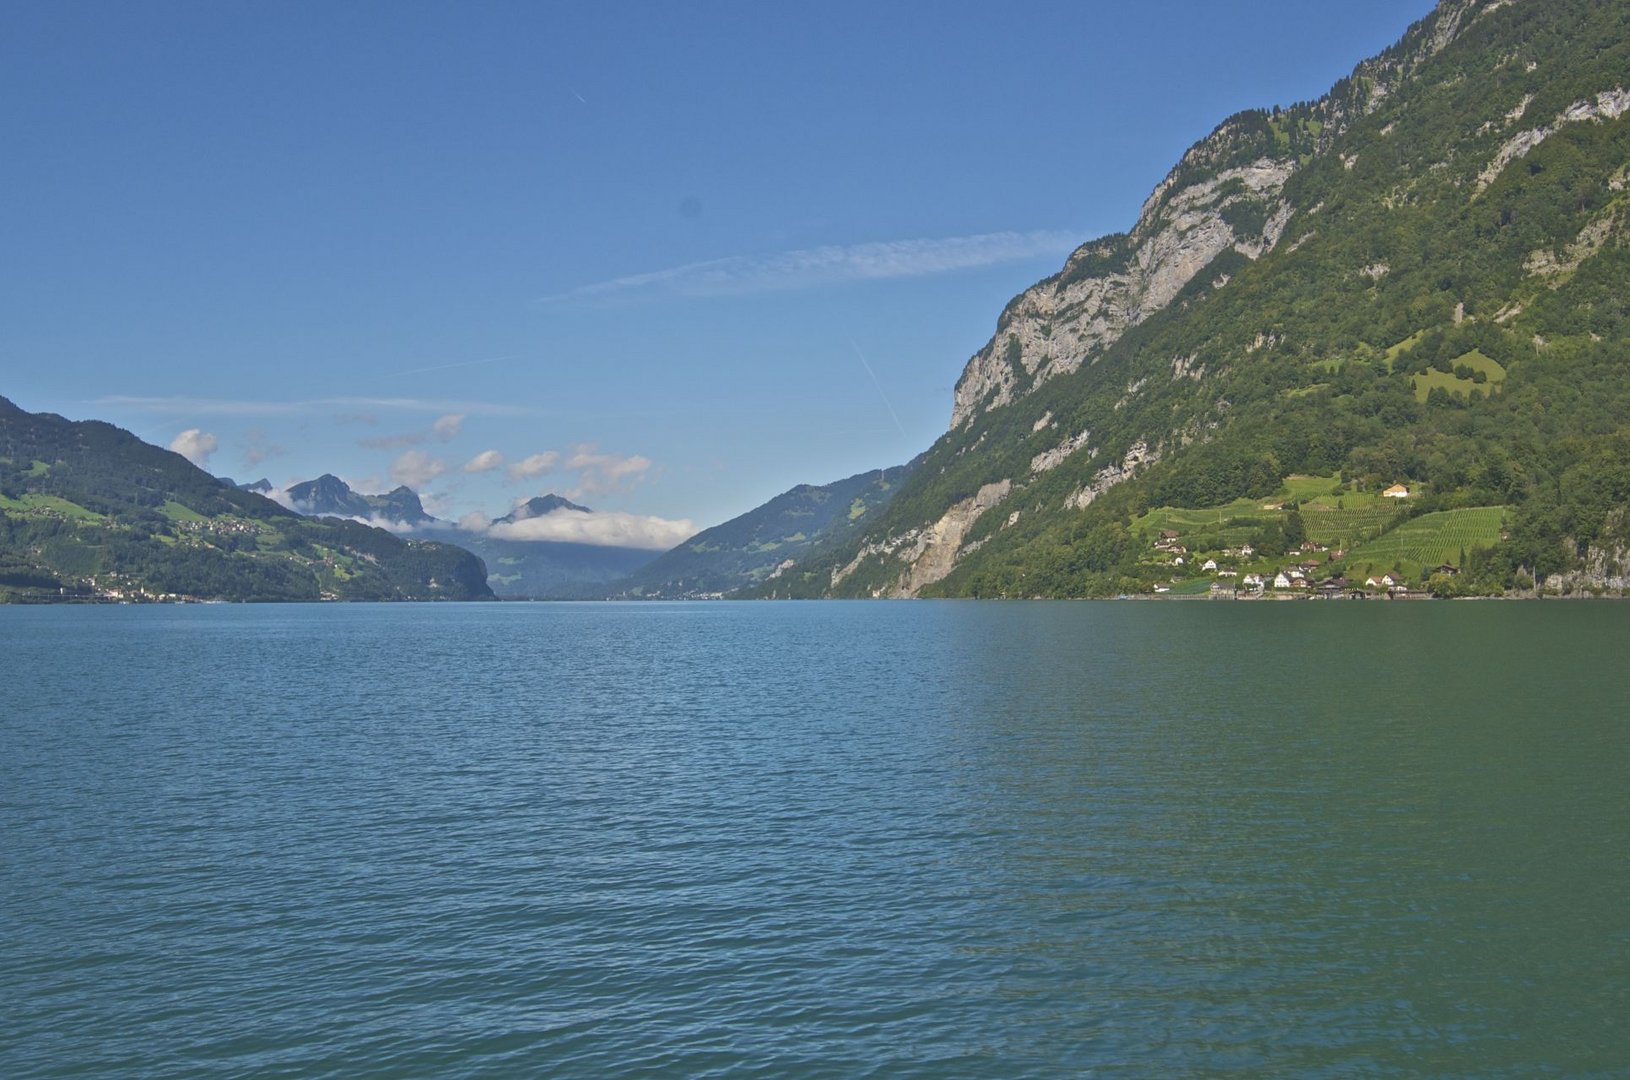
[1202,558,1219,572]
[1273,571,1293,589]
[1382,484,1411,499]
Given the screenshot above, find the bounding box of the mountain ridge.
[757,0,1630,599]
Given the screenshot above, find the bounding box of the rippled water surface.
[4,601,1627,1077]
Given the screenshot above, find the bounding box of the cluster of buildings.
[1151,512,1453,599]
[174,518,259,536]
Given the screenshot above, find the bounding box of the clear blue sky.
[1,0,1434,537]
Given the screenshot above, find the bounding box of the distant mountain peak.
[496,494,591,524]
[285,474,432,524]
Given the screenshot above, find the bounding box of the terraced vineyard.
[1133,497,1266,538]
[1301,506,1402,546]
[1135,476,1416,551]
[1343,508,1508,578]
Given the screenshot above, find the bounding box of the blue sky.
[1,0,1434,541]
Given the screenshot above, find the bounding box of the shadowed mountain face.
[613,459,922,598]
[0,396,492,602]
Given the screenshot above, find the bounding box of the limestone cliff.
[949,0,1506,431]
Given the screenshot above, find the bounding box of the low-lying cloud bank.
[485,508,696,550]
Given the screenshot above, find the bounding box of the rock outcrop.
[947,0,1502,431]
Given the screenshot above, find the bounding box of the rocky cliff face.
[949,0,1505,431]
[950,155,1295,430]
[1546,539,1630,596]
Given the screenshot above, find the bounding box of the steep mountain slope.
[768,0,1630,598]
[616,460,920,598]
[0,396,492,602]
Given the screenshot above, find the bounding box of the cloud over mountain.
[486,507,696,550]
[170,428,219,467]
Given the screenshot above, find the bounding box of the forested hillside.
[0,397,493,602]
[761,0,1630,599]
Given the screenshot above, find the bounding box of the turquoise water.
[3,601,1627,1077]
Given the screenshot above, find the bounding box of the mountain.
[494,494,591,523]
[760,0,1630,599]
[0,396,492,602]
[215,476,273,494]
[270,475,660,599]
[286,474,434,525]
[615,459,920,598]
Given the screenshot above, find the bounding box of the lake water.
[3,601,1627,1078]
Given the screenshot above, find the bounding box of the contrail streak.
[850,339,908,439]
[385,354,517,378]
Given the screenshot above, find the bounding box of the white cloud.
[170,428,219,468]
[262,485,298,511]
[485,508,696,550]
[508,451,561,479]
[463,449,505,473]
[419,489,456,518]
[564,444,651,496]
[433,413,465,441]
[537,230,1080,304]
[458,511,493,532]
[389,450,446,488]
